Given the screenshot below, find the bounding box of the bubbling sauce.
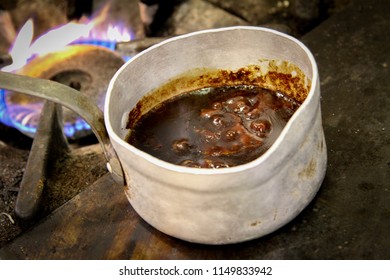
[126,85,301,168]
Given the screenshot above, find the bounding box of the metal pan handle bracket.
[0,71,125,186]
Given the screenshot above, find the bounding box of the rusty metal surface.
[0,174,138,260]
[6,45,124,139]
[1,174,285,260]
[14,45,124,106]
[15,101,69,221]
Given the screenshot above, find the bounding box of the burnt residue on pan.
[127,60,310,129]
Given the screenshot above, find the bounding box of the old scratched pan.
[0,27,327,244]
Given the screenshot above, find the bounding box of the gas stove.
[3,0,381,260]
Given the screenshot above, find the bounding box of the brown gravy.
[126,85,301,168]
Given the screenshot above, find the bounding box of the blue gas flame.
[0,40,131,139]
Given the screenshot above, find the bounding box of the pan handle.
[0,71,125,186]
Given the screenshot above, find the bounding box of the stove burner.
[0,44,124,139]
[50,69,92,91]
